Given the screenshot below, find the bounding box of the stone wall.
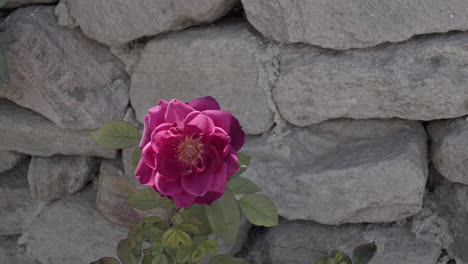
[1,1,468,264]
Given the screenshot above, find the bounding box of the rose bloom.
[135,96,245,208]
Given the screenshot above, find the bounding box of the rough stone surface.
[97,159,169,226]
[28,155,98,201]
[0,236,35,264]
[1,0,57,9]
[242,119,428,224]
[242,0,468,50]
[0,6,129,130]
[0,162,41,235]
[435,179,468,263]
[247,220,441,264]
[427,118,468,185]
[130,20,275,135]
[57,0,239,46]
[275,32,468,126]
[20,186,128,264]
[0,99,115,158]
[0,150,26,173]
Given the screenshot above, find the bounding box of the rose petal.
[187,96,220,111]
[203,145,222,173]
[184,112,215,135]
[154,173,184,196]
[140,115,151,149]
[142,143,157,169]
[203,110,232,133]
[148,99,169,129]
[209,162,228,193]
[195,192,223,205]
[211,128,230,159]
[135,158,155,186]
[229,117,245,151]
[226,150,240,179]
[165,99,196,126]
[171,191,197,208]
[156,144,184,181]
[182,170,214,196]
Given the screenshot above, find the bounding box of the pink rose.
[135,97,245,208]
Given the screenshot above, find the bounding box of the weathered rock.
[0,150,26,173]
[1,0,57,9]
[275,32,468,126]
[242,0,468,50]
[247,220,441,264]
[20,186,128,264]
[131,20,275,134]
[0,162,41,235]
[57,0,239,46]
[0,99,115,158]
[427,118,468,185]
[243,119,428,224]
[435,179,468,263]
[0,236,35,264]
[28,155,98,201]
[97,159,169,226]
[0,6,129,130]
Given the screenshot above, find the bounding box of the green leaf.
[132,147,142,172]
[151,254,168,264]
[209,256,250,264]
[176,244,194,263]
[91,121,141,149]
[203,240,218,254]
[150,191,177,209]
[188,204,212,236]
[179,223,200,234]
[352,242,377,264]
[162,227,192,248]
[238,194,278,227]
[128,216,167,240]
[191,243,207,263]
[205,189,240,243]
[90,257,120,264]
[332,251,352,264]
[142,255,154,264]
[227,176,260,195]
[117,239,141,264]
[231,153,251,178]
[125,189,159,211]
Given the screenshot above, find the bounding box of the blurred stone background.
[1,1,468,263]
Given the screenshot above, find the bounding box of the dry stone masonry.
[1,0,468,263]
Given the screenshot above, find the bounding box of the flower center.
[177,136,203,166]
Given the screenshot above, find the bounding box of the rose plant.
[90,96,279,264]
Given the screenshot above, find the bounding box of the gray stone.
[131,20,275,135]
[0,162,41,235]
[241,0,468,50]
[0,99,115,158]
[0,6,129,130]
[243,119,428,224]
[28,155,98,201]
[274,32,468,126]
[435,179,468,264]
[427,118,468,185]
[57,0,239,46]
[0,236,36,264]
[247,220,441,264]
[97,159,169,226]
[1,0,56,9]
[20,186,128,264]
[0,150,26,173]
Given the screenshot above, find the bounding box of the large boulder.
[130,20,275,134]
[0,150,26,173]
[0,99,115,158]
[56,0,239,46]
[427,118,468,185]
[0,6,129,130]
[1,0,57,9]
[28,155,98,201]
[243,119,428,224]
[20,186,128,264]
[241,0,468,50]
[247,220,441,264]
[274,32,468,126]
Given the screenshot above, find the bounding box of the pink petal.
[135,158,155,186]
[203,110,232,133]
[156,145,184,181]
[187,96,220,111]
[140,115,151,149]
[142,143,157,169]
[154,173,184,196]
[229,117,245,151]
[209,162,228,193]
[171,191,197,208]
[195,192,223,205]
[211,128,230,159]
[184,112,215,135]
[226,150,240,179]
[165,99,196,126]
[181,171,214,196]
[148,100,169,129]
[203,145,222,173]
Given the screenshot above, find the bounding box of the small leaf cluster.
[314,242,377,264]
[90,121,279,264]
